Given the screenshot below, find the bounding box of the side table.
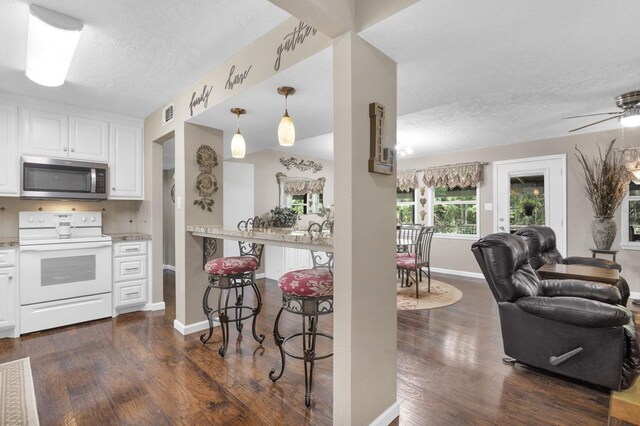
[589,248,618,263]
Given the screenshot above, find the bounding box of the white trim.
[163,264,176,271]
[255,272,266,279]
[146,302,165,311]
[430,267,484,280]
[369,401,401,426]
[0,327,18,339]
[173,318,218,335]
[621,244,640,251]
[630,291,640,301]
[427,185,480,238]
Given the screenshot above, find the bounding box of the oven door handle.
[20,241,112,252]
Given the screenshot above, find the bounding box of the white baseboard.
[146,301,165,311]
[173,318,218,335]
[163,264,176,271]
[255,272,266,279]
[430,267,484,280]
[370,400,401,426]
[630,291,640,300]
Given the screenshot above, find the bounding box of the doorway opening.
[162,138,176,319]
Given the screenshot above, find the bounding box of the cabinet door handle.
[124,267,139,272]
[70,148,75,152]
[63,146,68,152]
[125,292,139,296]
[124,248,139,252]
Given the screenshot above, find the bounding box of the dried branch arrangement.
[575,139,629,217]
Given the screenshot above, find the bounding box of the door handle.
[499,226,505,231]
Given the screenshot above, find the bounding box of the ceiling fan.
[563,91,640,132]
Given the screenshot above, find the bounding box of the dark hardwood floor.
[0,271,613,425]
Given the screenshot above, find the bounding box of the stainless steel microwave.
[21,156,108,200]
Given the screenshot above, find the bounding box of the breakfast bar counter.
[187,225,333,252]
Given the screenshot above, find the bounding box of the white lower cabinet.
[265,246,311,280]
[113,241,148,314]
[0,249,18,338]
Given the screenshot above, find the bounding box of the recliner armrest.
[514,296,631,328]
[564,256,622,271]
[541,279,622,305]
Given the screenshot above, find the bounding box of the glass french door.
[494,155,566,254]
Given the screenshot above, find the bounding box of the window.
[623,181,640,247]
[396,189,415,223]
[285,193,323,215]
[431,185,478,236]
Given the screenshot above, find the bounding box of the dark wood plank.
[0,270,615,425]
[538,263,619,284]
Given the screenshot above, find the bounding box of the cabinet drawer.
[114,242,147,257]
[114,255,147,282]
[115,280,146,307]
[0,250,16,268]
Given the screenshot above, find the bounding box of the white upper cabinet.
[21,108,69,158]
[109,124,143,199]
[0,104,18,196]
[22,109,110,163]
[69,116,109,162]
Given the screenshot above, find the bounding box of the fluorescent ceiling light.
[26,4,83,87]
[620,108,640,128]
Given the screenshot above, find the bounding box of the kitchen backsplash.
[0,198,145,237]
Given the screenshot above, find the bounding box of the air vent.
[162,104,174,126]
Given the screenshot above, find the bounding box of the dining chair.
[396,226,435,297]
[396,223,423,283]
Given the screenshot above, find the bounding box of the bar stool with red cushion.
[269,220,334,408]
[200,217,266,357]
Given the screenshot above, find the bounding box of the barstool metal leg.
[269,306,286,382]
[303,314,319,407]
[200,283,215,344]
[250,277,265,344]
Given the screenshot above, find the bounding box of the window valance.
[276,173,326,195]
[423,162,484,188]
[397,169,419,191]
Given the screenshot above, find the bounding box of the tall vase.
[591,216,617,250]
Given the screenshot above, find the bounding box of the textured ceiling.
[0,0,290,117]
[360,0,640,158]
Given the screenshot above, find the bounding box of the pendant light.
[277,86,296,146]
[26,5,84,87]
[230,108,247,159]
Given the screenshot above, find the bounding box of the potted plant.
[519,196,537,217]
[575,140,629,250]
[268,206,299,228]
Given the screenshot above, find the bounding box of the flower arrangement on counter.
[267,206,299,228]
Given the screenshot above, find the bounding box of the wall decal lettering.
[189,84,213,116]
[280,156,323,173]
[225,64,253,90]
[274,21,318,71]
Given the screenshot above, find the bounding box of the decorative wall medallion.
[194,172,218,212]
[420,197,427,207]
[196,145,218,171]
[420,187,426,196]
[419,210,427,221]
[194,145,218,212]
[171,184,175,203]
[279,157,323,173]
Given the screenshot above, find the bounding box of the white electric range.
[19,212,113,334]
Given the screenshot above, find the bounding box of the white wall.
[223,162,254,256]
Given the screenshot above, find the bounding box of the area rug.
[396,279,463,311]
[0,358,39,426]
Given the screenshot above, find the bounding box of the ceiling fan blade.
[568,115,622,133]
[563,112,621,119]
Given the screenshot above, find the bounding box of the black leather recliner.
[472,233,640,390]
[515,226,630,306]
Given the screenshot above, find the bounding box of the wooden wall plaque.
[368,102,394,175]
